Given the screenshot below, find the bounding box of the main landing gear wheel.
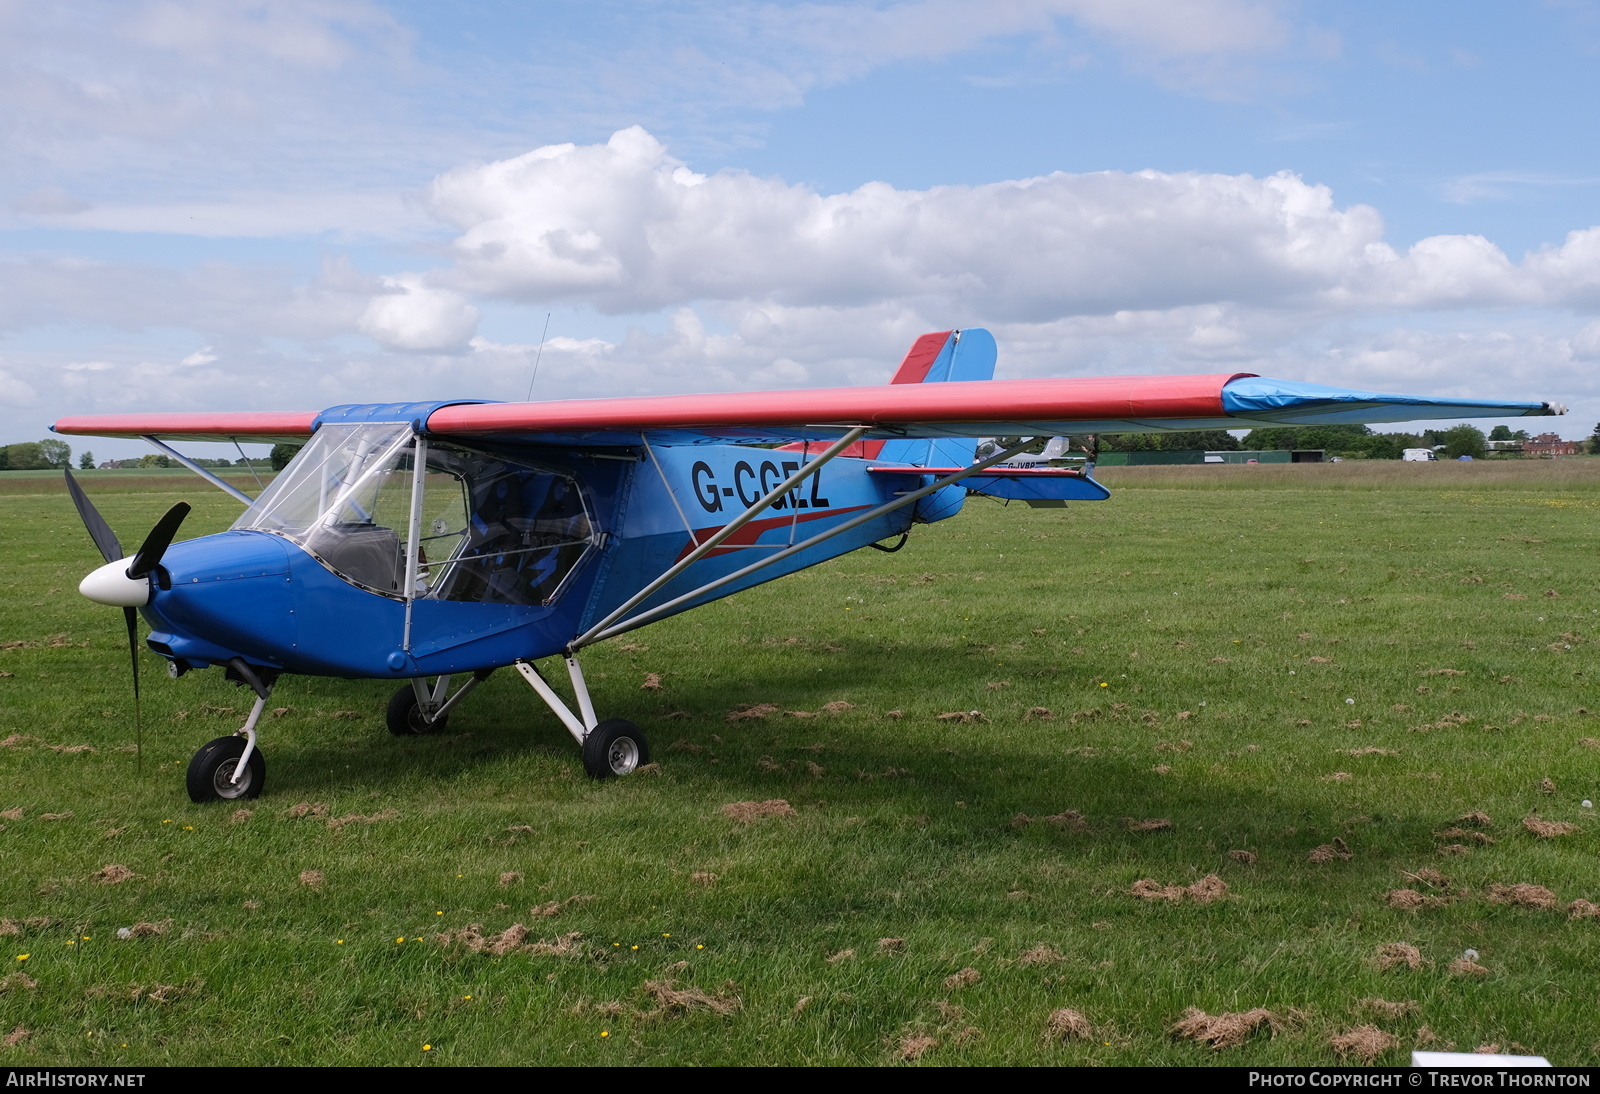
[582,719,649,780]
[387,685,448,736]
[186,735,265,803]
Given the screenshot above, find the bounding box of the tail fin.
[777,328,996,463]
[877,326,993,456]
[772,328,997,519]
[874,329,996,522]
[886,328,996,386]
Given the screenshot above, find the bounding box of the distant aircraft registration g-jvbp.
[51,330,1563,803]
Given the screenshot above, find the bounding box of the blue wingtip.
[1221,377,1560,425]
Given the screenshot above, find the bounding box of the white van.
[1402,448,1437,462]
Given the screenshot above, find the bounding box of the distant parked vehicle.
[1402,449,1437,462]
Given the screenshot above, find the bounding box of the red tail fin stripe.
[888,330,955,385]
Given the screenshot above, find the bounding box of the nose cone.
[79,559,150,607]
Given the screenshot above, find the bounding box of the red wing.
[424,374,1250,445]
[51,411,318,443]
[50,374,1558,446]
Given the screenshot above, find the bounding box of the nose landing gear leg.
[187,658,273,803]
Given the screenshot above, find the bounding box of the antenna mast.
[524,312,552,401]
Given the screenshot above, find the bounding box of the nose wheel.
[187,735,265,802]
[187,659,272,803]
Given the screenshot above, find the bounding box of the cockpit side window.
[424,449,595,606]
[236,427,597,606]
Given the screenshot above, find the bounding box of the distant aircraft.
[51,330,1562,802]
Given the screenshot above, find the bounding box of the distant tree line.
[1089,423,1529,460]
[0,439,73,469]
[96,454,248,469]
[0,439,277,471]
[1094,429,1242,452]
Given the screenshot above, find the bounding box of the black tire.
[386,685,448,736]
[582,719,649,780]
[186,735,265,803]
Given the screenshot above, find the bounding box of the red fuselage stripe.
[675,505,872,562]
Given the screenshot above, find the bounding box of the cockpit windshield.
[234,423,596,606]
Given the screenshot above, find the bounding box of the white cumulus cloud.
[358,276,480,352]
[427,126,1393,318]
[420,126,1600,324]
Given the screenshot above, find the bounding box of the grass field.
[1,459,1598,1065]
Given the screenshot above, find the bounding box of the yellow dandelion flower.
[631,945,639,950]
[65,941,74,946]
[396,937,405,944]
[1099,682,1108,687]
[662,933,670,938]
[600,1031,609,1038]
[436,911,443,915]
[696,944,704,950]
[16,955,28,961]
[183,826,194,831]
[423,1044,431,1051]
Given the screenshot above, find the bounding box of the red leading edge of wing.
[425,374,1252,436]
[51,411,319,442]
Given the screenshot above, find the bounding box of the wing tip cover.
[1220,377,1562,420]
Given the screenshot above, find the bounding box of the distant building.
[1525,433,1583,457]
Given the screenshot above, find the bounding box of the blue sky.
[3,0,1598,458]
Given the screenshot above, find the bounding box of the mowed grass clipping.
[0,459,1597,1065]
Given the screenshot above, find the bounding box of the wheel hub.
[607,737,639,775]
[213,758,251,799]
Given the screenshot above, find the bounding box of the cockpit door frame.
[402,431,428,652]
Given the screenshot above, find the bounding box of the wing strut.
[141,435,255,506]
[570,425,872,647]
[570,435,1039,650]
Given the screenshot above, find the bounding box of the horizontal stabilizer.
[867,465,1111,503]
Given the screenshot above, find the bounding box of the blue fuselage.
[143,443,932,679]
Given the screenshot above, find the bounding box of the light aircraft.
[51,329,1562,803]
